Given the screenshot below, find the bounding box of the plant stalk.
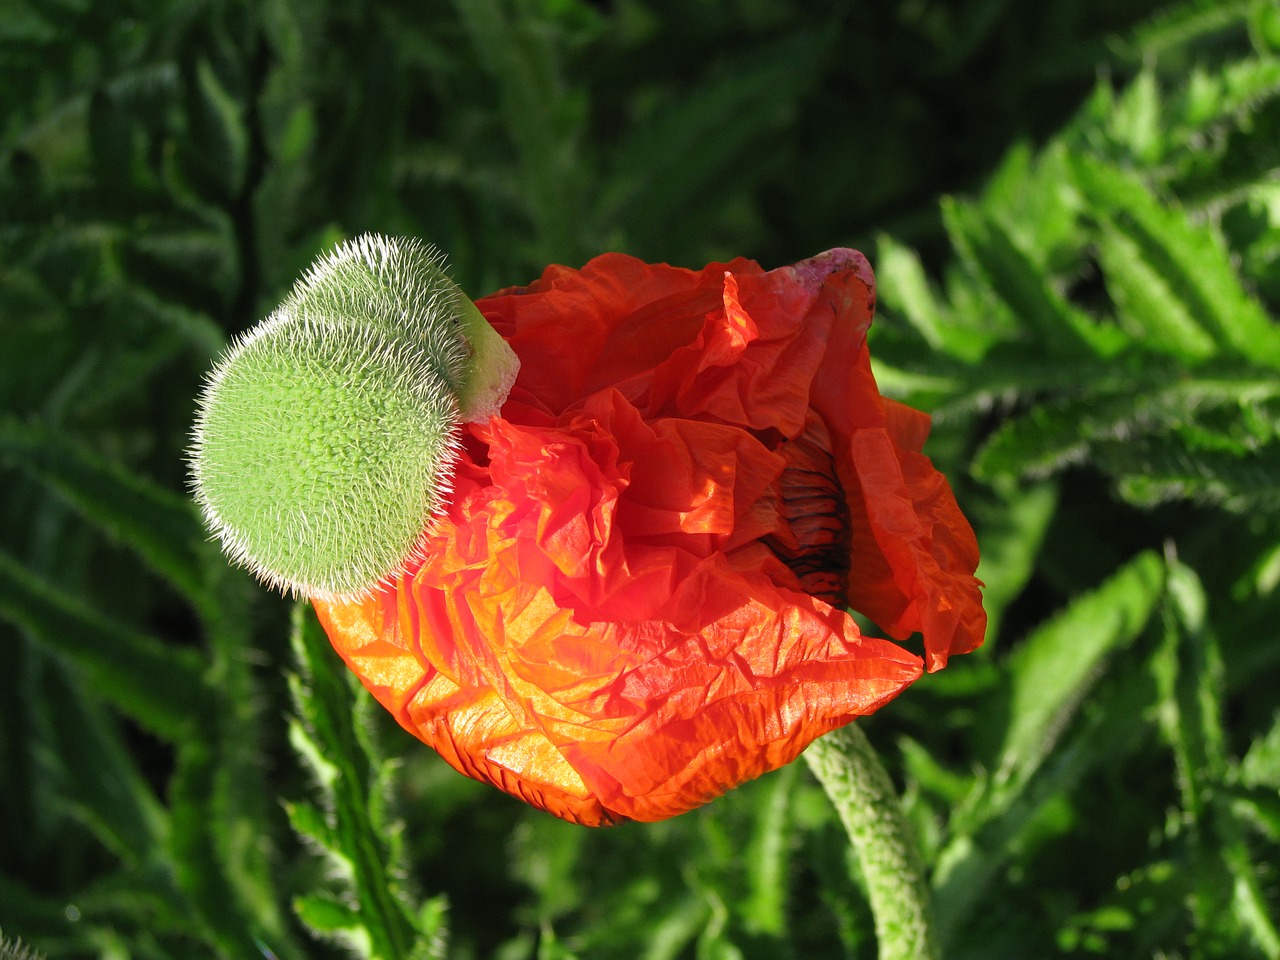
[804,723,940,960]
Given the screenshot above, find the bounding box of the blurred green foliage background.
[2,0,1280,958]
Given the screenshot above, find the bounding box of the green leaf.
[638,898,712,960]
[1178,56,1280,138]
[982,143,1087,275]
[942,197,1128,358]
[875,234,990,361]
[596,28,829,259]
[1157,559,1280,957]
[1104,431,1280,512]
[288,603,440,960]
[1103,69,1164,165]
[1240,711,1280,790]
[179,57,248,202]
[1124,0,1254,59]
[1255,0,1280,50]
[1072,153,1280,367]
[902,736,979,812]
[993,550,1165,793]
[741,763,797,938]
[973,396,1094,481]
[1094,219,1218,362]
[295,892,364,935]
[284,800,339,855]
[44,668,173,872]
[935,550,1170,941]
[970,482,1059,646]
[0,546,204,741]
[0,416,212,610]
[452,0,589,264]
[974,370,1280,505]
[168,739,280,959]
[1156,559,1222,810]
[933,635,1164,945]
[972,383,1186,482]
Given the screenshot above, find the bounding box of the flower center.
[765,417,851,608]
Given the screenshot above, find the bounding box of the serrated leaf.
[973,384,1183,482]
[1158,559,1280,957]
[0,416,212,609]
[288,604,434,960]
[942,197,1128,359]
[0,546,204,741]
[451,0,588,263]
[1125,0,1254,58]
[179,57,247,202]
[994,551,1165,792]
[1240,711,1280,790]
[934,630,1164,944]
[1105,69,1164,165]
[284,800,339,854]
[973,397,1092,481]
[595,28,829,257]
[169,740,278,959]
[288,712,342,794]
[971,482,1059,645]
[982,142,1085,271]
[1179,55,1280,134]
[1095,219,1218,362]
[294,892,363,934]
[974,370,1280,499]
[741,763,797,938]
[876,234,990,361]
[1157,559,1224,810]
[1104,434,1280,512]
[1073,153,1280,367]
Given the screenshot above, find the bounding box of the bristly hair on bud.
[0,936,45,960]
[288,234,472,396]
[188,234,519,600]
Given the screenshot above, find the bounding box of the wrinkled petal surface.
[316,249,985,824]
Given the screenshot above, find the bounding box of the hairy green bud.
[189,234,519,598]
[287,234,470,393]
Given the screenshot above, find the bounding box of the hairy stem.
[804,724,940,960]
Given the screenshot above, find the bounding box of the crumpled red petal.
[315,248,985,824]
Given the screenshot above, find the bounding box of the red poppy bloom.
[314,249,985,826]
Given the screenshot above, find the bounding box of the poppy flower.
[310,247,985,826]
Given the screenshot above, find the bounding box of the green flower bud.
[286,234,470,395]
[189,234,519,599]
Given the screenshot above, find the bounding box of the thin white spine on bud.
[188,234,490,600]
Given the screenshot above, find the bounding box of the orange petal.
[313,248,985,825]
[797,256,986,669]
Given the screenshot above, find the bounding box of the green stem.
[804,724,940,960]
